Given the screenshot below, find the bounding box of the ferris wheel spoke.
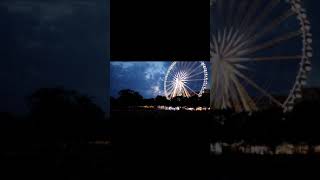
[166,88,174,95]
[237,81,258,111]
[177,62,183,71]
[210,39,217,55]
[225,33,248,57]
[186,64,204,77]
[168,65,178,75]
[171,84,180,98]
[236,30,302,57]
[226,0,236,28]
[167,90,174,98]
[222,63,232,108]
[168,86,176,95]
[228,77,245,112]
[188,71,204,79]
[168,66,181,80]
[243,0,281,39]
[233,0,249,28]
[211,66,219,93]
[231,66,284,108]
[210,50,216,58]
[211,35,220,54]
[176,62,182,73]
[220,28,227,54]
[183,62,191,71]
[212,73,225,108]
[218,30,222,43]
[185,61,199,74]
[182,86,191,97]
[177,62,184,73]
[182,62,188,70]
[227,77,247,110]
[167,73,175,82]
[180,63,186,73]
[183,79,205,82]
[165,80,176,83]
[239,0,262,29]
[222,30,240,56]
[228,71,257,111]
[166,82,174,89]
[221,28,236,55]
[181,62,188,72]
[171,88,177,98]
[166,86,175,95]
[228,55,302,63]
[183,83,200,96]
[186,61,198,72]
[219,28,226,53]
[167,81,176,88]
[233,63,250,71]
[248,10,295,46]
[226,27,234,43]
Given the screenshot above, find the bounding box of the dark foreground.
[210,154,320,180]
[2,146,319,180]
[111,110,320,179]
[1,143,112,179]
[1,109,320,179]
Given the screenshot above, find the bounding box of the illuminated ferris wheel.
[210,0,313,112]
[164,62,208,100]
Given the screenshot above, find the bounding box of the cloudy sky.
[110,62,170,98]
[110,61,212,98]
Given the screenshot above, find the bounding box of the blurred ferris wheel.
[164,62,208,100]
[210,0,313,112]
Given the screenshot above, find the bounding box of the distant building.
[276,143,295,155]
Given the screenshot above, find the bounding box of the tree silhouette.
[186,95,199,108]
[117,89,143,107]
[143,98,155,106]
[170,96,187,107]
[27,87,105,142]
[155,95,168,106]
[199,91,210,107]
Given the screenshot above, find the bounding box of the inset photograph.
[110,61,210,112]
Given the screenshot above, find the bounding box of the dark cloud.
[1,1,100,22]
[0,0,109,113]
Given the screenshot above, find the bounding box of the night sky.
[110,62,170,98]
[1,0,320,114]
[0,0,109,113]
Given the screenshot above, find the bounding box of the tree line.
[110,89,210,109]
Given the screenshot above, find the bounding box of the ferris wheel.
[210,0,313,112]
[164,61,208,100]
